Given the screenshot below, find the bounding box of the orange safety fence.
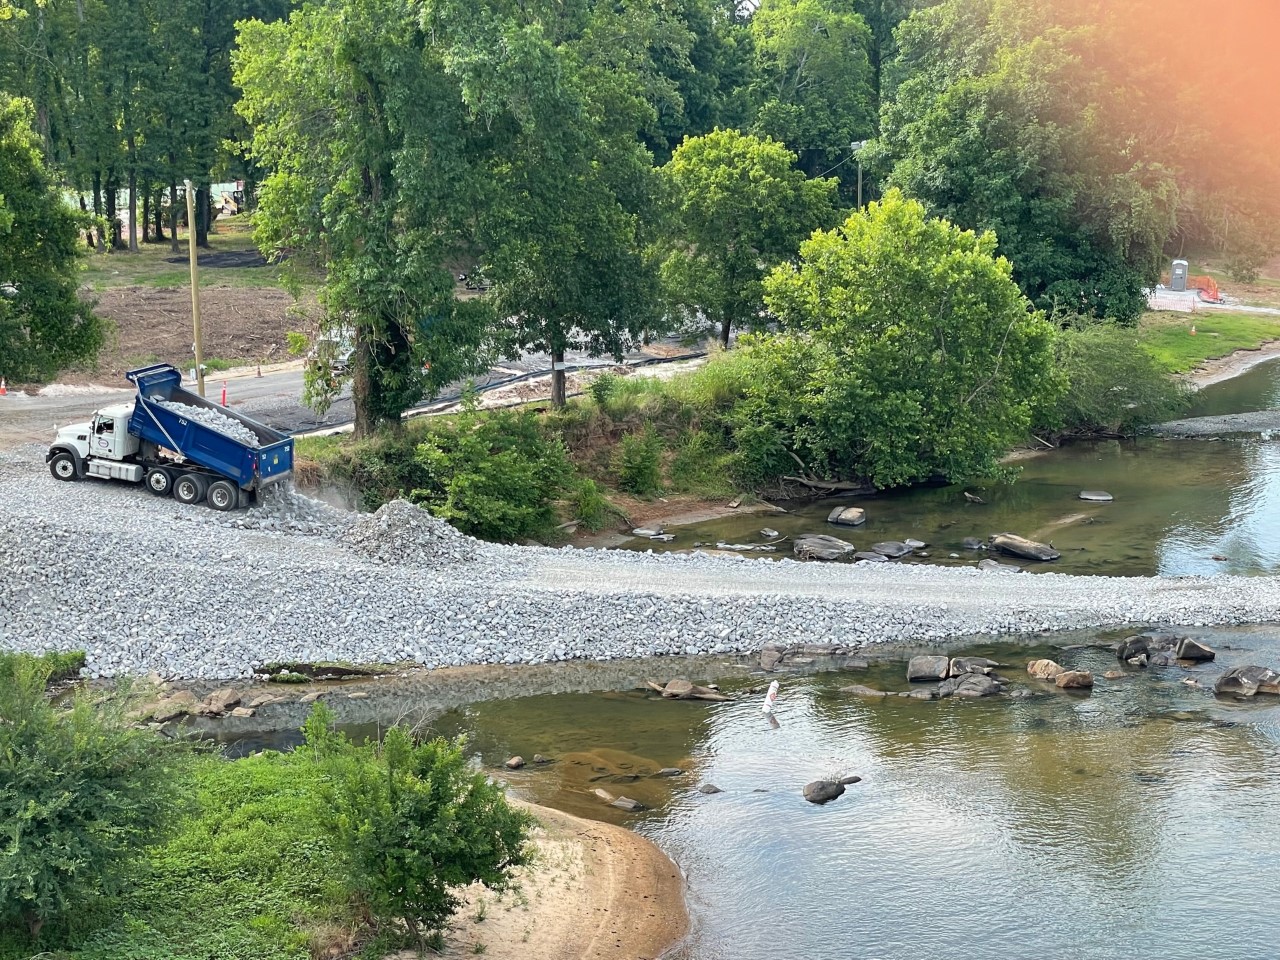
[1189,275,1222,302]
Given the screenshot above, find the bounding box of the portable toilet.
[1171,259,1189,292]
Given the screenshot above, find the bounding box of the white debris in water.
[154,398,261,448]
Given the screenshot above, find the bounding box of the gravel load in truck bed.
[4,444,1280,680]
[153,398,261,448]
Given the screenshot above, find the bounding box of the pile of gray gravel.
[339,499,487,565]
[4,444,1280,680]
[220,482,355,537]
[154,398,260,448]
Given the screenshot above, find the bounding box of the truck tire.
[145,468,172,496]
[48,451,78,481]
[173,473,208,505]
[206,479,238,511]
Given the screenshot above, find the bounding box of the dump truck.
[44,363,293,510]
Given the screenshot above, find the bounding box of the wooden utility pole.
[184,179,205,397]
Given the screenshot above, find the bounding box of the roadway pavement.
[0,340,705,447]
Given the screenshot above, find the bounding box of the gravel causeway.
[2,445,1277,680]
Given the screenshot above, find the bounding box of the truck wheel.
[48,451,78,481]
[145,468,172,496]
[173,473,208,505]
[206,479,238,511]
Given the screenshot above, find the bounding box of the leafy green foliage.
[874,0,1179,323]
[0,653,192,942]
[761,190,1060,486]
[668,429,737,498]
[572,478,621,531]
[614,426,665,496]
[658,129,838,346]
[0,95,104,382]
[411,410,575,542]
[236,0,495,435]
[749,0,876,183]
[1037,322,1190,435]
[312,716,533,944]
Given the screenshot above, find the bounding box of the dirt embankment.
[77,285,314,385]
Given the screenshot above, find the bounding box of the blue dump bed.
[125,364,293,488]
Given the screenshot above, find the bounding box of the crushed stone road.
[0,445,1275,679]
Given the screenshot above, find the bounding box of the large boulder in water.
[1117,636,1150,661]
[950,656,1000,677]
[794,534,856,561]
[803,775,862,805]
[907,655,950,681]
[872,541,912,559]
[827,506,866,526]
[1027,659,1066,680]
[1175,638,1216,662]
[990,533,1060,561]
[1214,666,1280,697]
[937,673,1003,698]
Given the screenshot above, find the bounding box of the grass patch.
[78,216,307,292]
[1138,311,1280,372]
[0,749,353,960]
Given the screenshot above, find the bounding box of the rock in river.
[803,775,862,805]
[1175,638,1216,662]
[1214,665,1280,697]
[990,533,1061,562]
[872,541,912,559]
[1055,670,1094,690]
[1079,490,1114,502]
[950,656,1000,677]
[794,534,856,561]
[937,673,1003,698]
[827,506,866,527]
[908,655,950,681]
[1027,659,1066,680]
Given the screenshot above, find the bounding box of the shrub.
[411,409,575,542]
[572,478,620,531]
[1039,321,1191,434]
[587,371,620,406]
[613,426,664,496]
[313,716,533,945]
[668,430,737,497]
[0,653,193,942]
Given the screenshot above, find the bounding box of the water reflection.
[1189,357,1280,417]
[417,629,1280,960]
[624,440,1280,577]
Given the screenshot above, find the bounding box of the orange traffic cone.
[221,381,227,405]
[1190,325,1197,335]
[0,378,6,396]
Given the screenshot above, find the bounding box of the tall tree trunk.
[169,181,180,253]
[105,179,124,250]
[92,172,105,252]
[551,347,567,407]
[127,142,139,252]
[719,315,732,349]
[141,187,149,244]
[195,186,210,247]
[154,188,165,242]
[352,330,374,439]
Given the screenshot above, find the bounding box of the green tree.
[761,189,1059,487]
[423,0,671,407]
[873,0,1179,323]
[658,128,837,347]
[236,0,495,436]
[313,713,532,945]
[0,93,103,383]
[748,0,877,184]
[0,653,192,941]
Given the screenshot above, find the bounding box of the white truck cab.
[48,403,146,482]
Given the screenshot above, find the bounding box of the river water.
[411,631,1280,960]
[615,359,1280,578]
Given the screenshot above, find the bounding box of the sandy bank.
[1186,340,1280,388]
[409,800,687,960]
